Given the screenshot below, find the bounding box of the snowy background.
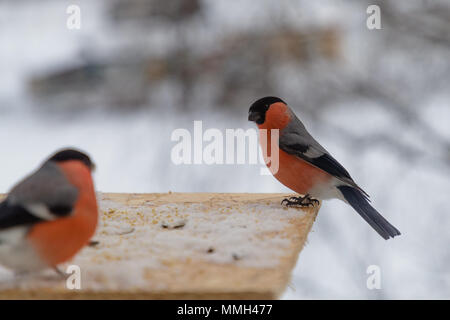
[0,0,449,299]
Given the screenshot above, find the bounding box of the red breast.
[258,102,331,194]
[27,160,98,267]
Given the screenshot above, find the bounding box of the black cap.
[48,148,94,170]
[248,96,285,124]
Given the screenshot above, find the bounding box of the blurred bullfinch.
[249,96,400,240]
[0,148,98,274]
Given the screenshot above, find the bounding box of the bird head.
[248,96,290,129]
[47,148,95,171]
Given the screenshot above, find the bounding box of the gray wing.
[4,161,79,222]
[279,112,368,196]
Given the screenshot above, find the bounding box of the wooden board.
[0,193,320,299]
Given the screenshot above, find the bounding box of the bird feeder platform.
[0,193,319,299]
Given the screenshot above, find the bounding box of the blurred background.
[0,0,449,299]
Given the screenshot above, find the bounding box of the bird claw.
[281,195,319,208]
[54,267,69,279]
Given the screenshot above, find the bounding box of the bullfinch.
[0,148,98,274]
[248,96,400,240]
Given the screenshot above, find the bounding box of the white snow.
[0,194,308,291]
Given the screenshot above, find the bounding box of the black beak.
[248,111,262,123]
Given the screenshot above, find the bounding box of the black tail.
[338,186,400,240]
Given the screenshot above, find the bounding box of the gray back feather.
[280,109,329,158]
[279,107,367,194]
[7,161,79,209]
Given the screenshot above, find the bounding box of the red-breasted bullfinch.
[249,96,400,240]
[0,148,98,274]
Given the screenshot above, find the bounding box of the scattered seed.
[116,227,135,235]
[232,253,241,261]
[161,219,186,229]
[88,240,100,247]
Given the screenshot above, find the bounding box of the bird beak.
[248,111,261,123]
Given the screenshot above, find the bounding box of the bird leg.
[53,266,68,279]
[281,194,319,207]
[13,270,29,279]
